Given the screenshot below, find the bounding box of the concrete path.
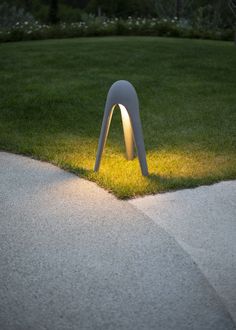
[0,152,235,330]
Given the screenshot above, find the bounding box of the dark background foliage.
[0,0,235,42]
[0,0,235,27]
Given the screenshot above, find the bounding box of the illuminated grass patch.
[0,37,235,198]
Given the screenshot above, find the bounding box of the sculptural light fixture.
[94,80,149,176]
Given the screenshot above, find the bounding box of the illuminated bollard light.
[94,80,149,176]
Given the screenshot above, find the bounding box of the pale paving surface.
[130,180,236,324]
[0,151,235,330]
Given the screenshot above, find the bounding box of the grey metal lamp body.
[94,80,149,176]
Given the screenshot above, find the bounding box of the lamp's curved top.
[106,80,139,111]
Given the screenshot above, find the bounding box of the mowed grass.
[0,37,235,198]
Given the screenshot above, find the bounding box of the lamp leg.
[129,111,149,176]
[119,104,134,160]
[94,106,114,172]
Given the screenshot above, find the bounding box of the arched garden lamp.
[94,80,149,176]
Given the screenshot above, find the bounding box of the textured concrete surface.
[130,181,236,325]
[0,152,235,330]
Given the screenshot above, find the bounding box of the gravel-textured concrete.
[0,152,235,330]
[130,181,236,325]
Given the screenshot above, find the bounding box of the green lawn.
[0,37,236,198]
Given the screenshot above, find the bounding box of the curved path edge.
[130,179,236,325]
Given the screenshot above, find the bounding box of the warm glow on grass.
[0,37,235,198]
